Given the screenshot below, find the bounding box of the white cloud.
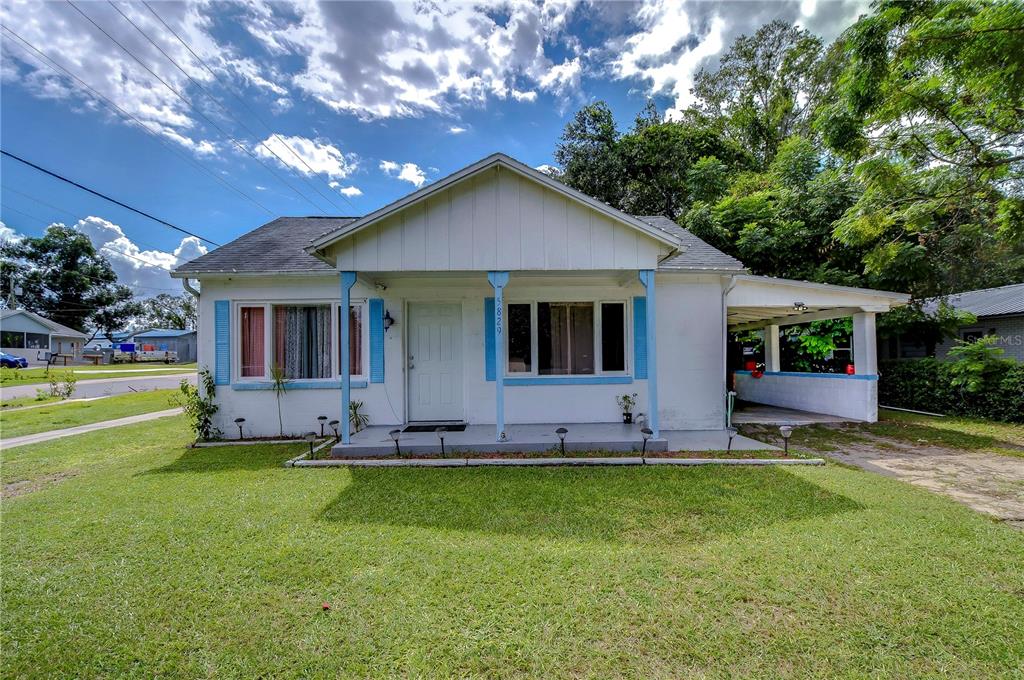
[511,89,538,103]
[0,221,22,244]
[73,216,207,295]
[448,126,468,134]
[338,186,362,197]
[254,135,357,179]
[247,0,584,119]
[380,160,426,187]
[0,0,287,154]
[534,164,561,177]
[538,58,581,96]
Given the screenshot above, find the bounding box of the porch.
[331,423,773,458]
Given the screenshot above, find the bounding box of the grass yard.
[0,363,197,387]
[2,416,1023,677]
[0,390,178,439]
[747,408,1024,459]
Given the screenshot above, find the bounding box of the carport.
[726,275,910,422]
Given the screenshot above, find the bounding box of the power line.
[0,149,221,246]
[116,1,351,215]
[139,0,357,215]
[0,26,275,217]
[2,183,176,255]
[66,0,329,215]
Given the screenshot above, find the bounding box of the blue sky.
[0,0,865,296]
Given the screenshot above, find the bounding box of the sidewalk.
[0,408,183,449]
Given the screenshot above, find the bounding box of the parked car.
[0,352,29,368]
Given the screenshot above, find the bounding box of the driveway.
[826,437,1024,529]
[0,373,197,401]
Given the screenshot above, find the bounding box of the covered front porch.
[330,422,773,457]
[727,275,910,423]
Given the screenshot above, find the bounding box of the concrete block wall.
[734,371,878,422]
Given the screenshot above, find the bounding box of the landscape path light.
[329,420,340,440]
[779,425,794,456]
[304,432,317,459]
[435,426,447,457]
[389,429,402,456]
[555,427,568,455]
[640,427,653,455]
[317,415,328,437]
[726,426,738,453]
[234,418,245,440]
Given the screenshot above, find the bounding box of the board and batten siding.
[329,166,669,272]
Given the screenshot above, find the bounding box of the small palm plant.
[270,364,289,437]
[349,399,370,433]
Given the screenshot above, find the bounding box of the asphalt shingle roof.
[173,214,745,275]
[922,282,1024,318]
[173,216,357,275]
[635,216,746,272]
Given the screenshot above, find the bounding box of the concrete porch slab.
[732,403,859,426]
[331,423,775,458]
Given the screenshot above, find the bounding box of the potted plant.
[616,392,638,424]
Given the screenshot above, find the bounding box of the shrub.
[879,346,1024,423]
[47,371,77,400]
[175,367,220,441]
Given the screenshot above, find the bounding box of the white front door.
[407,303,463,422]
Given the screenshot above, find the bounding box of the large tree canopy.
[818,0,1024,297]
[0,225,138,336]
[139,293,197,331]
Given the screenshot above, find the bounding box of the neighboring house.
[0,309,89,363]
[88,330,138,350]
[930,283,1024,362]
[881,282,1024,362]
[131,328,197,363]
[172,153,908,440]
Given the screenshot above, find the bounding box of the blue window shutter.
[369,298,385,383]
[214,300,230,385]
[484,297,495,382]
[633,296,647,379]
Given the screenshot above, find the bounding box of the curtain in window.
[274,305,330,379]
[241,306,265,377]
[539,303,594,375]
[343,305,363,375]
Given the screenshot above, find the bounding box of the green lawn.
[0,363,196,387]
[0,390,178,439]
[2,416,1022,677]
[745,408,1024,458]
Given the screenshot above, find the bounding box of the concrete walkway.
[0,373,196,401]
[0,408,183,449]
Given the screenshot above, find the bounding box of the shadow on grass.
[140,444,303,474]
[320,466,862,545]
[871,420,1024,453]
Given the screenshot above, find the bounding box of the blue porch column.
[339,271,357,444]
[639,270,659,437]
[487,271,510,442]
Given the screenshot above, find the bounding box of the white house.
[172,153,908,449]
[0,308,89,363]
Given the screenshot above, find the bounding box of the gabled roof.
[305,153,682,256]
[922,282,1024,318]
[0,309,89,338]
[173,217,356,276]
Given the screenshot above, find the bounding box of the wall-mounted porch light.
[384,310,395,331]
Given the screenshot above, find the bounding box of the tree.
[0,224,139,337]
[553,101,624,207]
[692,20,838,168]
[818,0,1024,297]
[139,293,196,330]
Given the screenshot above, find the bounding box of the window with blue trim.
[504,300,630,377]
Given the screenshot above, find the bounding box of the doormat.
[403,423,468,433]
